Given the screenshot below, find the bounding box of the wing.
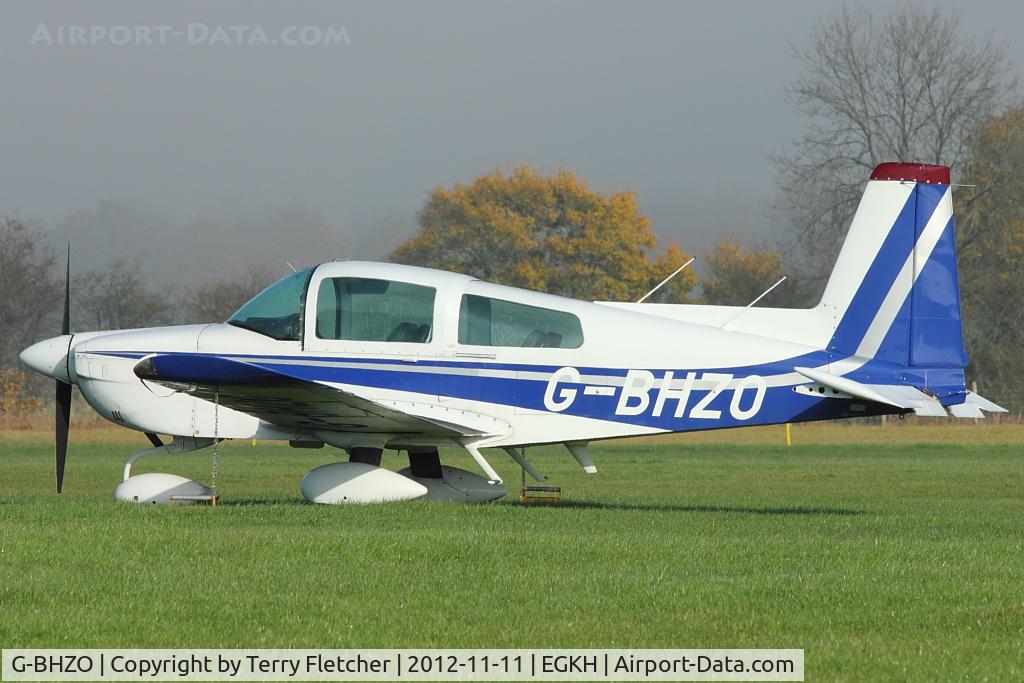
[133,353,490,437]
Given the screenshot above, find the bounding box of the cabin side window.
[458,294,583,348]
[315,278,435,343]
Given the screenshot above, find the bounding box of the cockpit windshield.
[227,267,313,341]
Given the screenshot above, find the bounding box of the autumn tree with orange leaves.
[699,238,792,307]
[390,166,695,302]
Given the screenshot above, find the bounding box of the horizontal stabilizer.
[794,366,946,417]
[963,391,1007,413]
[949,391,1007,419]
[948,403,984,419]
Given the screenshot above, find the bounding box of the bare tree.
[73,259,171,331]
[178,265,277,324]
[0,218,60,368]
[775,5,1016,297]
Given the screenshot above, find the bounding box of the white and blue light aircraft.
[20,162,1005,504]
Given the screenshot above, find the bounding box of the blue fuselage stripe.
[93,349,834,378]
[99,347,953,431]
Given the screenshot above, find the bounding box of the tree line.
[0,218,278,350]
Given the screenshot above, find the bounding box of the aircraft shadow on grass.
[216,498,861,516]
[500,500,862,516]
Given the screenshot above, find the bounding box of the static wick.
[285,261,297,273]
[637,257,695,303]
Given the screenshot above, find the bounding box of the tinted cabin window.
[458,294,583,348]
[227,267,312,341]
[316,278,435,343]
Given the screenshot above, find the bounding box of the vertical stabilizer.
[818,163,966,367]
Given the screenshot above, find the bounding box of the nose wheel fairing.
[114,435,218,505]
[115,473,216,505]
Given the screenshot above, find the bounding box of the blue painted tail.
[819,163,967,368]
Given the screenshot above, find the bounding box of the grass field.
[1,424,1022,681]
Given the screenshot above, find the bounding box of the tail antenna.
[637,257,695,303]
[718,275,788,329]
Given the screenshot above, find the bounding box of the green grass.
[1,437,1022,681]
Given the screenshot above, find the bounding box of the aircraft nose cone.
[20,335,73,383]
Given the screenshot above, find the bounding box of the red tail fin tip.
[870,162,950,185]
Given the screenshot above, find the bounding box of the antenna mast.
[637,257,695,303]
[718,275,787,328]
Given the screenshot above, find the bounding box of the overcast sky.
[1,0,1021,280]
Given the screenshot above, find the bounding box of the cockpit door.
[302,270,443,362]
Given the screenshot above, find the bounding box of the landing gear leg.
[407,446,442,479]
[123,444,166,482]
[347,447,383,467]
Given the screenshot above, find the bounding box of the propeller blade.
[61,242,70,335]
[56,242,72,493]
[55,380,71,493]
